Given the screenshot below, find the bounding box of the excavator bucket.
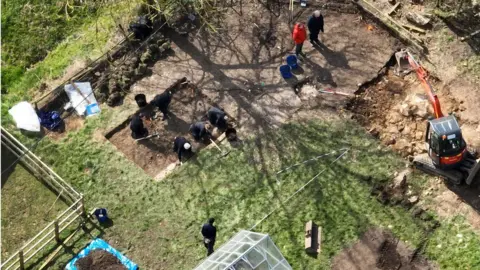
[465,158,480,185]
[394,49,412,76]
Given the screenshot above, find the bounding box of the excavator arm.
[397,50,444,119]
[395,49,480,185]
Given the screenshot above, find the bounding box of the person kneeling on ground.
[307,10,324,45]
[130,113,148,139]
[201,218,217,256]
[207,107,228,130]
[173,136,192,164]
[189,122,211,142]
[151,90,172,120]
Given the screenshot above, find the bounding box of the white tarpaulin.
[64,82,98,116]
[8,102,41,132]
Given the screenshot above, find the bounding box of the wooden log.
[406,11,431,26]
[305,220,322,254]
[402,23,426,34]
[387,2,401,16]
[354,0,425,52]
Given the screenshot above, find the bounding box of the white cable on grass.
[250,148,349,230]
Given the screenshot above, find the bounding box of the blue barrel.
[280,65,293,79]
[286,55,298,69]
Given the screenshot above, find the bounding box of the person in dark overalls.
[201,218,217,256]
[207,107,228,130]
[189,122,211,141]
[151,91,172,120]
[130,113,148,139]
[307,10,324,45]
[173,136,192,164]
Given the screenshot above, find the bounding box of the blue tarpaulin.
[37,110,62,130]
[66,238,138,270]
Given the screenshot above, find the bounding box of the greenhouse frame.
[194,230,292,270]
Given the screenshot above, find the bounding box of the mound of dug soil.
[332,227,438,270]
[75,249,127,270]
[348,69,463,158]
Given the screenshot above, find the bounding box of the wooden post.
[119,24,134,51]
[54,220,60,242]
[19,250,25,270]
[80,195,86,217]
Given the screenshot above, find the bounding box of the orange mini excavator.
[395,49,480,185]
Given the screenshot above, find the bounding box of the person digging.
[151,90,172,120]
[207,106,229,130]
[173,136,192,165]
[201,218,217,256]
[308,10,324,46]
[130,112,148,139]
[189,121,212,142]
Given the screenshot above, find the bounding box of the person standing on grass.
[308,10,324,45]
[201,218,217,256]
[292,22,307,58]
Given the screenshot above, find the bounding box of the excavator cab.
[425,115,467,168]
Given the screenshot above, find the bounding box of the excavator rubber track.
[413,153,480,185]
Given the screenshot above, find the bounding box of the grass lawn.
[1,146,68,259]
[26,114,480,269]
[1,0,140,128]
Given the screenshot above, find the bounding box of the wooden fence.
[1,127,86,270]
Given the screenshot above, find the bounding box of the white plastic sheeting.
[8,102,41,132]
[64,82,99,116]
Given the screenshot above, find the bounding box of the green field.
[1,147,68,259]
[2,1,480,269]
[28,116,480,269]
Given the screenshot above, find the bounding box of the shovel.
[209,138,231,158]
[318,88,352,97]
[135,132,159,143]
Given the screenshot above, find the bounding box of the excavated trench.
[346,52,465,159]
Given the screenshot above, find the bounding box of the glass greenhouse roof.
[193,230,292,270]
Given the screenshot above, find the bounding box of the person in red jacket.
[292,22,307,58]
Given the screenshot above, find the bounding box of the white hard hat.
[314,10,321,17]
[184,143,191,150]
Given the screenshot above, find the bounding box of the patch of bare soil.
[46,116,84,141]
[107,83,212,177]
[75,249,127,270]
[348,67,480,229]
[332,227,438,270]
[129,3,397,136]
[421,177,480,231]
